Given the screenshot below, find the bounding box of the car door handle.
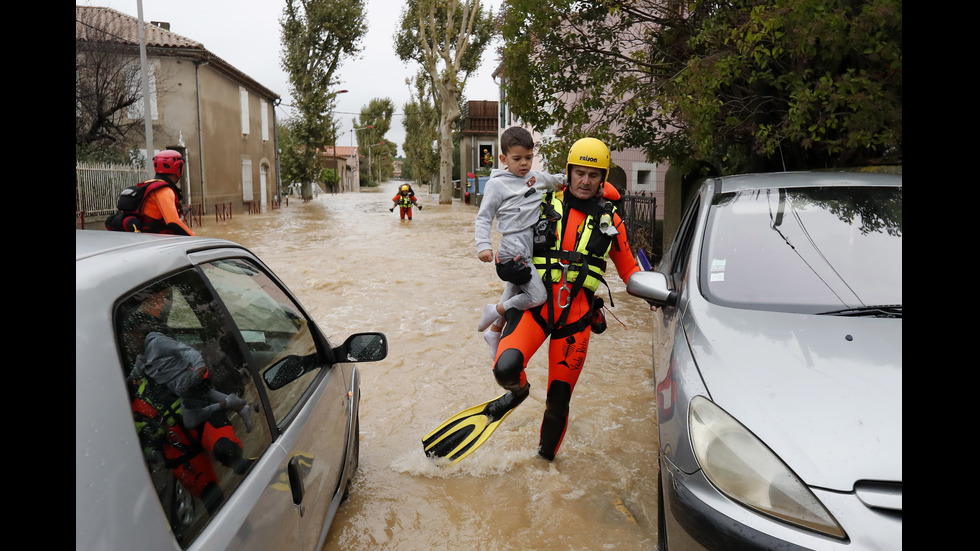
[287,456,306,517]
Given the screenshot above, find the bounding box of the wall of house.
[142,56,278,215]
[151,57,202,206]
[194,64,278,213]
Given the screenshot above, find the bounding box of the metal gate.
[620,193,659,261]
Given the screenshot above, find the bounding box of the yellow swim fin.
[422,387,529,464]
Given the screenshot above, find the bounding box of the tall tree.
[280,0,368,193]
[76,9,170,163]
[499,0,902,174]
[276,117,303,194]
[402,72,440,189]
[354,98,396,184]
[395,0,494,204]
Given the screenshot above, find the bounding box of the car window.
[701,186,902,313]
[114,268,272,548]
[667,194,701,290]
[201,259,324,429]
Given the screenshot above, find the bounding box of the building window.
[126,60,158,121]
[261,99,269,142]
[633,162,658,193]
[241,157,253,201]
[240,87,250,135]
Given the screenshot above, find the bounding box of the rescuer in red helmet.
[106,150,195,235]
[138,150,195,235]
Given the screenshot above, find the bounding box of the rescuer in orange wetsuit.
[491,137,642,461]
[390,183,423,220]
[138,150,195,235]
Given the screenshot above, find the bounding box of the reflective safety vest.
[130,377,203,466]
[396,195,415,208]
[532,192,615,294]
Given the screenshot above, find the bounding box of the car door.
[199,257,349,551]
[654,189,701,375]
[115,252,352,551]
[651,187,702,438]
[114,266,276,549]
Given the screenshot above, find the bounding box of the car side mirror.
[627,271,677,308]
[334,332,388,362]
[262,333,388,390]
[263,354,314,390]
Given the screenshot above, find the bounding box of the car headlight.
[689,396,846,539]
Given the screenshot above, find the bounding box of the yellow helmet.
[399,184,411,193]
[566,138,610,183]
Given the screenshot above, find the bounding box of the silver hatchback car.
[627,172,901,550]
[76,230,387,550]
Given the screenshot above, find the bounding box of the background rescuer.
[391,183,423,220]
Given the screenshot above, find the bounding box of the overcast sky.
[81,0,503,156]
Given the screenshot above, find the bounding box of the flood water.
[195,181,661,550]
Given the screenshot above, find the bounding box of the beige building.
[77,6,281,214]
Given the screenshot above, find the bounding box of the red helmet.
[153,150,184,179]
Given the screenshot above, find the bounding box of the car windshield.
[700,185,902,314]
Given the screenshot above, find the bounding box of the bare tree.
[76,9,149,161]
[396,0,493,204]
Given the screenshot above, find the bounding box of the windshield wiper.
[818,305,902,318]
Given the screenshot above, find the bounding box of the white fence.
[76,162,146,218]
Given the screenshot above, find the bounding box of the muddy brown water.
[194,181,661,550]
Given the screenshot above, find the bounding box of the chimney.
[150,21,171,31]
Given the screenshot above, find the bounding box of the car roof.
[76,230,250,295]
[713,171,902,194]
[75,229,241,261]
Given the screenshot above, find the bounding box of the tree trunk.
[436,83,461,205]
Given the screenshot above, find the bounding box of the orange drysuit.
[140,181,194,235]
[493,184,639,460]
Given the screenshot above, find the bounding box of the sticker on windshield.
[710,259,726,281]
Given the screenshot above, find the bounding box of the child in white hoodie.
[474,126,565,359]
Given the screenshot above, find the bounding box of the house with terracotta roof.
[76,5,281,213]
[317,145,362,193]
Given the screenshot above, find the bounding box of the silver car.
[627,172,901,550]
[76,230,387,550]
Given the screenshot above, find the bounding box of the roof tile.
[76,6,204,51]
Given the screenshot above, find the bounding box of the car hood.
[684,299,902,491]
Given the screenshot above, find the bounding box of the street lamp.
[377,150,391,183]
[329,90,348,193]
[350,124,374,190]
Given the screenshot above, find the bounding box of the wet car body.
[627,172,902,550]
[76,230,387,550]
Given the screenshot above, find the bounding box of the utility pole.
[331,90,348,193]
[137,0,154,176]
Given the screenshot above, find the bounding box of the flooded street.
[195,181,661,550]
